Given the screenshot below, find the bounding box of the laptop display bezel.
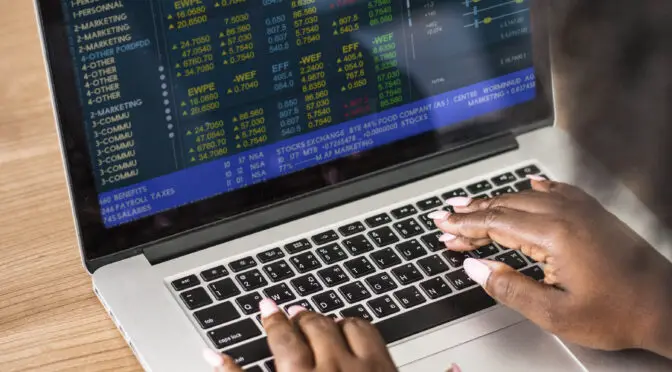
[35,0,553,270]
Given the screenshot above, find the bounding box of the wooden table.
[0,1,141,370]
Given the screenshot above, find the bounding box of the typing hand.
[203,299,398,372]
[432,177,672,357]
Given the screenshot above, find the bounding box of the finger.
[339,317,391,361]
[448,191,563,216]
[530,178,591,202]
[441,234,492,252]
[201,349,244,372]
[292,307,352,364]
[260,300,314,371]
[463,258,566,332]
[436,208,554,256]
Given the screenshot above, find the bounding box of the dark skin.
[206,179,672,370]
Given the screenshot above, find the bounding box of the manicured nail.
[463,258,492,286]
[439,233,457,242]
[202,349,224,368]
[527,174,546,181]
[446,197,472,207]
[287,305,307,318]
[428,211,450,220]
[448,363,462,372]
[259,298,279,318]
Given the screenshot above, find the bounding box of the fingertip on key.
[445,197,472,207]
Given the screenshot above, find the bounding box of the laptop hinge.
[140,132,518,265]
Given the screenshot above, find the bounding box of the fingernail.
[527,174,546,181]
[439,233,457,242]
[463,258,492,286]
[259,298,279,318]
[428,211,450,220]
[448,363,462,372]
[287,305,307,318]
[202,349,224,368]
[446,197,472,207]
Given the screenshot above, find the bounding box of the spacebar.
[375,287,497,344]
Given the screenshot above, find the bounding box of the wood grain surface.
[0,1,141,370]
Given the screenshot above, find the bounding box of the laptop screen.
[41,0,550,261]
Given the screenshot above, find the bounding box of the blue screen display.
[60,0,536,227]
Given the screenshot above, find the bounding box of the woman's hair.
[550,0,672,228]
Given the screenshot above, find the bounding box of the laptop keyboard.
[168,163,548,369]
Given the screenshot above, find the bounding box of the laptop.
[34,0,664,371]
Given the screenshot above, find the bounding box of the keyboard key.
[393,218,424,239]
[344,257,375,278]
[200,266,229,282]
[369,247,402,269]
[249,366,265,372]
[491,172,517,186]
[364,213,392,228]
[473,194,489,200]
[466,180,493,195]
[263,361,276,372]
[421,231,444,252]
[317,265,349,287]
[367,295,400,318]
[226,337,271,366]
[257,247,285,263]
[284,299,315,312]
[338,221,367,237]
[340,304,374,322]
[316,243,348,264]
[495,251,528,270]
[374,287,496,343]
[290,274,323,296]
[311,230,339,245]
[473,244,499,258]
[395,239,427,261]
[514,179,532,191]
[290,251,322,273]
[284,238,312,254]
[229,257,257,273]
[491,186,515,197]
[417,255,449,276]
[515,164,541,178]
[312,290,345,313]
[338,281,371,303]
[416,197,442,211]
[208,318,261,349]
[418,212,438,230]
[393,286,426,309]
[368,226,400,247]
[180,287,213,310]
[194,302,240,329]
[236,270,268,291]
[208,278,241,300]
[390,205,417,219]
[263,283,296,305]
[263,260,295,282]
[171,275,200,291]
[441,188,468,200]
[391,263,423,285]
[365,273,398,294]
[236,292,263,315]
[442,250,471,268]
[446,269,476,290]
[420,277,452,299]
[342,235,375,256]
[521,266,545,281]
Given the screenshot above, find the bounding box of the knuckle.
[482,207,503,226]
[299,313,333,331]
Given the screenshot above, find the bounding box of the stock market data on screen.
[61,0,536,227]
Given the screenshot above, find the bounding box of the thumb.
[463,258,564,331]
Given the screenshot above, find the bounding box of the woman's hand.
[433,177,672,357]
[203,299,398,372]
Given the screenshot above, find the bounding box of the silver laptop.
[35,0,663,371]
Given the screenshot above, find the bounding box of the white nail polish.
[202,349,224,368]
[428,211,450,220]
[439,233,457,242]
[463,258,492,286]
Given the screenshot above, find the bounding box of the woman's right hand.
[433,177,672,357]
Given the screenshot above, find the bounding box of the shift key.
[208,319,261,349]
